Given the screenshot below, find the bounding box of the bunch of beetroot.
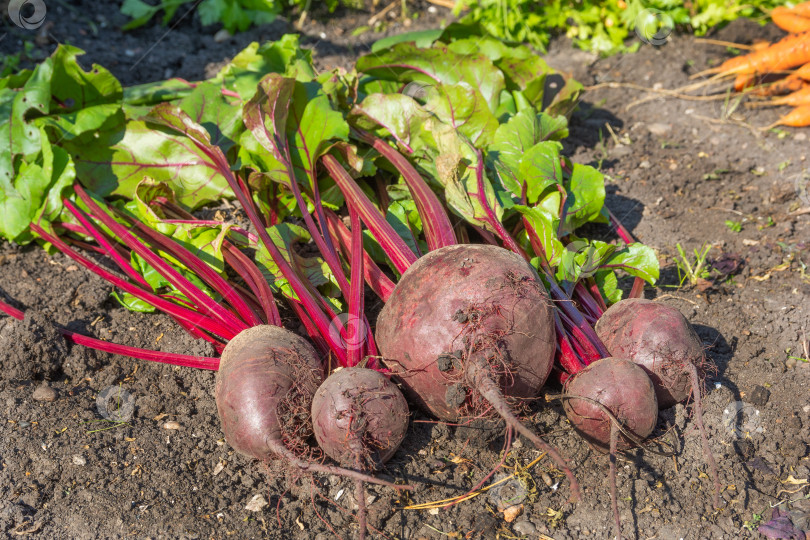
[0,33,724,540]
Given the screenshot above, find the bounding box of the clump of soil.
[0,311,66,381]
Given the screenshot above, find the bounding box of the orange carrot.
[769,85,810,106]
[753,41,771,51]
[771,105,810,127]
[752,62,810,95]
[787,2,810,18]
[793,61,810,81]
[772,7,810,34]
[734,72,757,91]
[750,86,810,107]
[753,77,809,96]
[711,30,810,76]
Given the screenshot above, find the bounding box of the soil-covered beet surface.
[1,2,809,538]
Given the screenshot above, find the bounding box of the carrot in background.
[734,72,757,91]
[772,6,810,34]
[701,30,810,77]
[787,1,810,18]
[752,62,810,95]
[767,105,810,128]
[768,85,810,106]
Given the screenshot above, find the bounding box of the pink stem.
[324,209,395,303]
[472,150,527,258]
[322,154,418,274]
[61,329,220,370]
[603,207,645,301]
[347,204,366,368]
[227,174,348,365]
[30,223,237,340]
[354,129,457,251]
[73,186,250,332]
[0,299,24,321]
[63,201,151,288]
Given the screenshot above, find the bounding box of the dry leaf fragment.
[503,504,523,523]
[782,475,809,485]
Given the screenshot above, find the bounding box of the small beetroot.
[595,299,720,510]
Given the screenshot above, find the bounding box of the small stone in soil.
[213,29,231,43]
[735,440,756,461]
[163,421,181,430]
[646,122,671,135]
[749,385,770,406]
[610,144,632,158]
[32,383,57,402]
[244,494,268,512]
[18,421,30,428]
[72,455,86,466]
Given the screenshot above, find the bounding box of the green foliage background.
[454,0,795,55]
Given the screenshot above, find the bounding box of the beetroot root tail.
[267,440,413,491]
[687,363,721,509]
[468,361,582,502]
[355,479,367,540]
[609,424,623,540]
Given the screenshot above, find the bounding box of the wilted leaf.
[759,508,806,540]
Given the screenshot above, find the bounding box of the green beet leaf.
[356,42,506,114]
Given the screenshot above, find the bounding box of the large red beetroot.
[375,244,580,499]
[376,244,554,420]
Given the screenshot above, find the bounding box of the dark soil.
[1,2,809,539]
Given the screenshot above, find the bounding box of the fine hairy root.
[609,426,622,540]
[466,357,581,503]
[355,478,367,540]
[267,438,412,491]
[688,362,722,509]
